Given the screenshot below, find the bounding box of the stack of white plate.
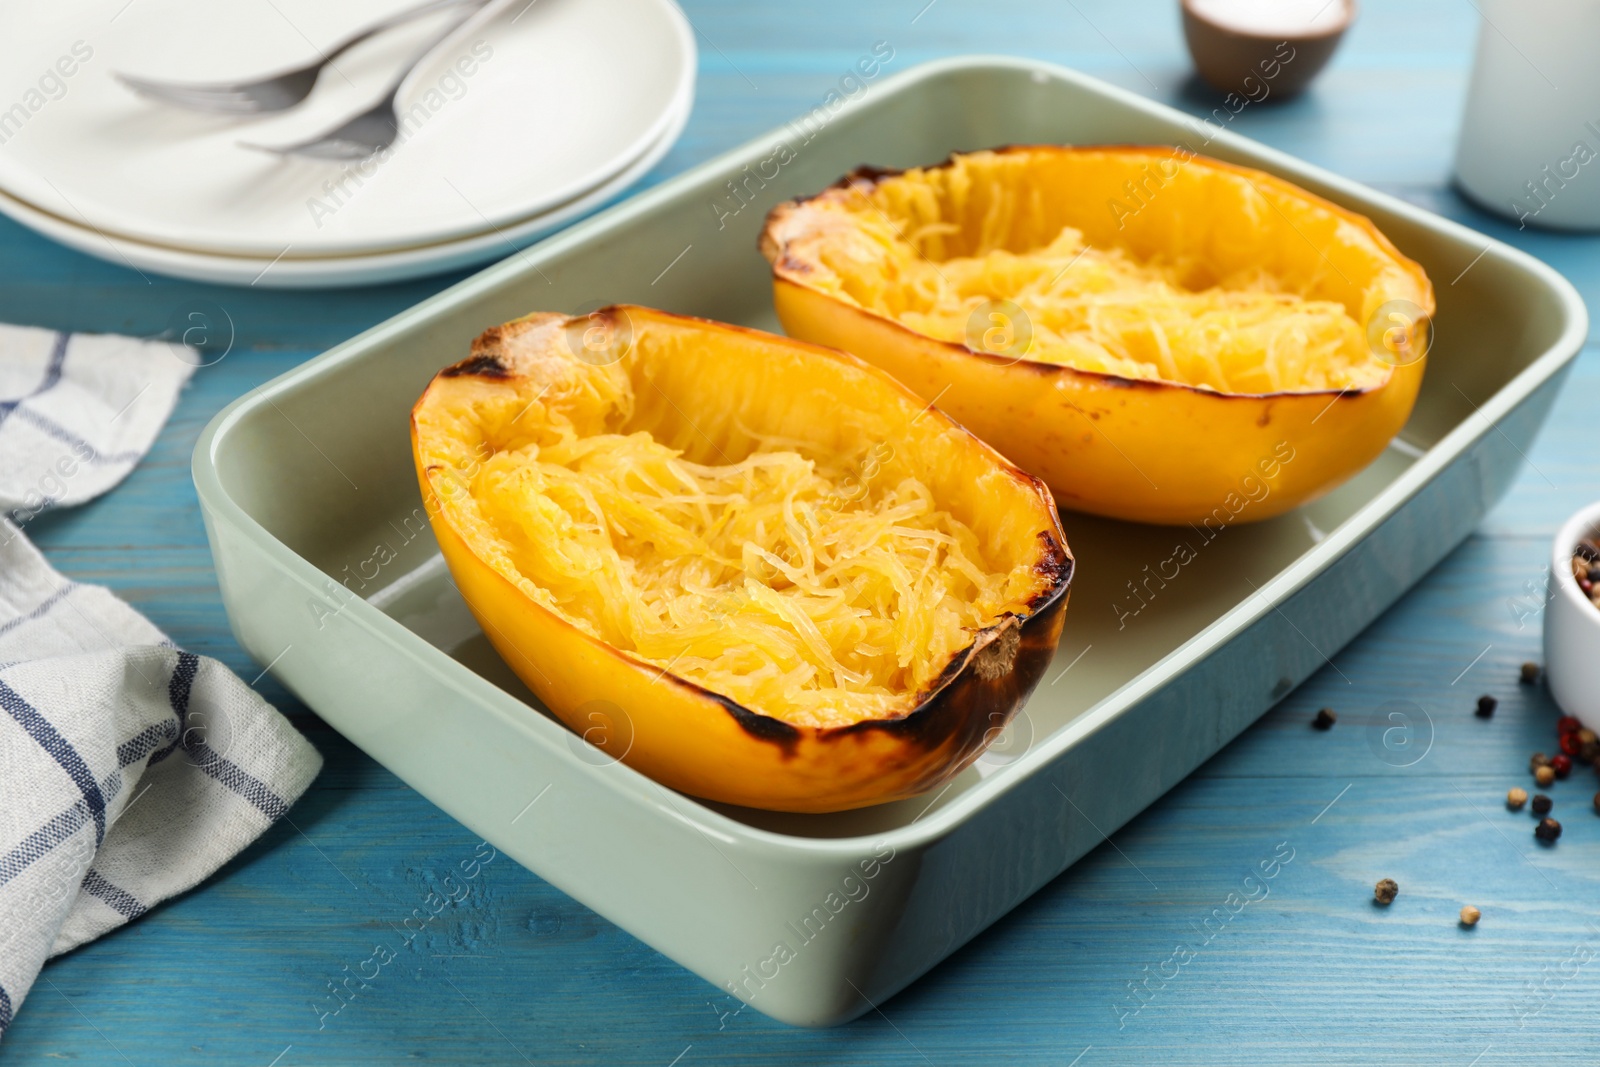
[0,0,694,287]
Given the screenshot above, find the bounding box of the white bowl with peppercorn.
[1545,500,1600,727]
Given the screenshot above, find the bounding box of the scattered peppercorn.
[1553,754,1575,778]
[1521,662,1541,684]
[1561,732,1582,757]
[1593,791,1600,815]
[1507,787,1529,811]
[1476,694,1497,718]
[1536,765,1557,787]
[1374,878,1399,905]
[1460,905,1481,927]
[1536,817,1563,842]
[1582,741,1600,764]
[1532,793,1554,815]
[1559,716,1582,735]
[1531,752,1552,771]
[1312,707,1336,730]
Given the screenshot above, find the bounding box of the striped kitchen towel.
[0,325,195,521]
[0,329,322,1042]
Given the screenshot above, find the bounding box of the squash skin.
[411,305,1072,813]
[761,146,1437,526]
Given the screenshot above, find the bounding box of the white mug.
[1454,0,1600,231]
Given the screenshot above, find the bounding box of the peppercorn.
[1536,817,1562,842]
[1593,791,1600,815]
[1532,793,1553,815]
[1553,754,1574,778]
[1521,662,1541,684]
[1475,694,1497,718]
[1581,741,1600,764]
[1531,752,1552,771]
[1374,878,1399,905]
[1312,707,1336,730]
[1561,733,1582,757]
[1559,716,1582,735]
[1536,765,1557,787]
[1460,905,1481,927]
[1507,787,1528,811]
[1580,730,1597,746]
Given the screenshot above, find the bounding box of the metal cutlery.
[241,0,494,160]
[114,0,484,115]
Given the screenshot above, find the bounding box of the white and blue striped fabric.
[0,330,322,1042]
[0,325,193,521]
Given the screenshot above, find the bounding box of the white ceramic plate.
[0,91,689,287]
[0,0,694,257]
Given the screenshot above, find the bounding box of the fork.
[115,0,484,115]
[244,0,497,161]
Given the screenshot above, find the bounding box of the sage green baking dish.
[193,56,1586,1026]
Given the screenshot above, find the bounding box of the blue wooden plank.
[9,0,1600,1063]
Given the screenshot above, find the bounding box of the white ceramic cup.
[1454,0,1600,231]
[1545,500,1600,726]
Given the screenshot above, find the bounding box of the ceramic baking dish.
[193,56,1587,1026]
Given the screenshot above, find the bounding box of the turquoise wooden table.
[7,1,1600,1063]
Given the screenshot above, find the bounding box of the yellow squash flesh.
[761,146,1437,525]
[411,305,1072,812]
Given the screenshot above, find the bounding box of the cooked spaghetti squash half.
[411,305,1071,812]
[761,146,1436,525]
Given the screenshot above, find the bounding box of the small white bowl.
[1545,500,1600,725]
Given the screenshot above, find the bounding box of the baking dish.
[193,56,1586,1026]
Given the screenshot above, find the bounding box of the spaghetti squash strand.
[466,384,1023,729]
[809,154,1390,394]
